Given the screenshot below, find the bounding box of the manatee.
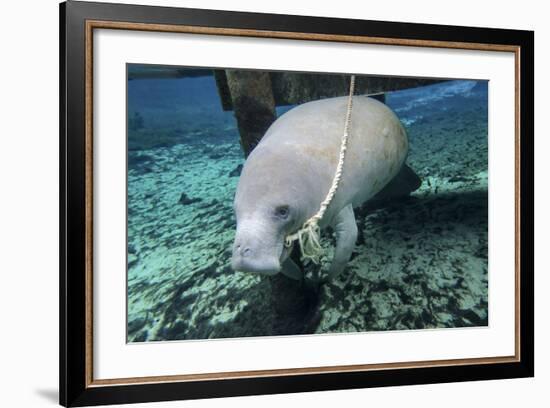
[231,96,420,280]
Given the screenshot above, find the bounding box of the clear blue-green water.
[127,68,488,342]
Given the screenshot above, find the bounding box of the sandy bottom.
[127,89,488,342]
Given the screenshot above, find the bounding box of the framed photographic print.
[59,0,534,406]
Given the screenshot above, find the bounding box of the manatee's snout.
[231,223,282,275]
[231,239,281,275]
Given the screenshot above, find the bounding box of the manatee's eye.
[274,205,290,219]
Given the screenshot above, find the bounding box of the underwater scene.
[127,65,488,342]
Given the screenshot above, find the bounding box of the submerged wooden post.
[225,70,277,156]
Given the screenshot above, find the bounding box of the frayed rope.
[285,219,323,263]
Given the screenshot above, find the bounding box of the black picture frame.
[60,1,534,406]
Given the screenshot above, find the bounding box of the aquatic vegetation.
[126,71,488,342]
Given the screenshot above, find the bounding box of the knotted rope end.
[285,220,323,263]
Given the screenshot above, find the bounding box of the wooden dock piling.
[224,70,277,157]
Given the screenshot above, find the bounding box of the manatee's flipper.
[372,164,421,202]
[327,204,358,280]
[281,257,303,280]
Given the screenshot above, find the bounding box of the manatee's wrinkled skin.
[231,96,409,280]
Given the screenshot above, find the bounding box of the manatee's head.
[231,153,308,275]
